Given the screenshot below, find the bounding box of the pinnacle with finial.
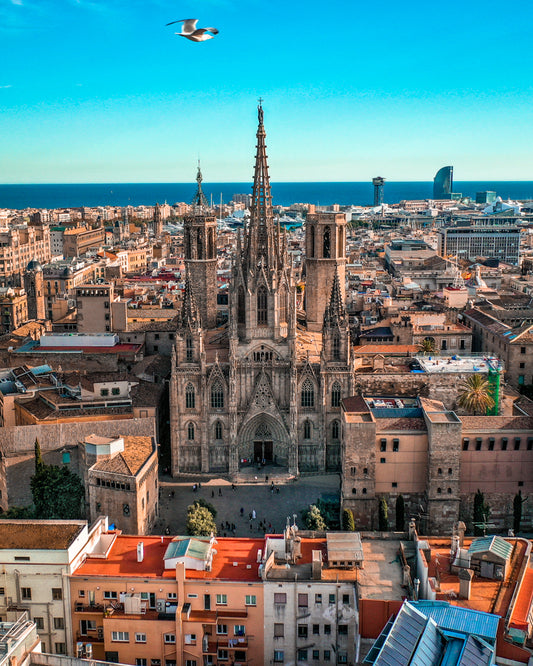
[180,267,201,329]
[323,265,347,327]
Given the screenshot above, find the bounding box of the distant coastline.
[1,181,532,210]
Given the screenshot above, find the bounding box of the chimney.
[312,550,322,580]
[137,541,144,563]
[458,568,473,600]
[457,521,466,547]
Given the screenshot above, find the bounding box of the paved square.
[155,474,340,537]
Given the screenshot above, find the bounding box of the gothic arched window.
[197,228,204,259]
[238,286,245,324]
[331,420,340,440]
[301,378,315,408]
[187,422,195,440]
[337,227,343,258]
[257,286,268,326]
[186,335,193,362]
[323,226,331,258]
[331,381,341,408]
[279,285,287,325]
[332,332,341,361]
[185,383,195,409]
[211,381,224,409]
[310,225,315,258]
[304,420,311,439]
[208,228,215,259]
[215,421,223,440]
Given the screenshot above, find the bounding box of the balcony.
[76,632,104,643]
[202,635,248,654]
[74,603,105,613]
[187,609,248,624]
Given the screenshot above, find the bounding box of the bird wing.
[204,27,219,34]
[166,18,198,32]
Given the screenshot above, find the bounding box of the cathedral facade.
[169,104,354,477]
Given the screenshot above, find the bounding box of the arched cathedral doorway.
[238,413,290,468]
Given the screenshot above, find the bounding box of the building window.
[312,650,320,660]
[111,631,129,642]
[53,617,64,629]
[62,451,70,464]
[274,652,284,663]
[488,438,495,451]
[476,438,482,451]
[274,593,286,604]
[185,662,197,666]
[301,379,314,408]
[380,439,387,451]
[437,487,442,494]
[380,457,386,464]
[521,347,526,354]
[448,468,453,474]
[187,423,195,441]
[55,643,66,655]
[34,617,44,630]
[257,286,268,325]
[393,439,399,452]
[352,488,357,494]
[462,438,469,451]
[312,624,320,635]
[234,625,245,636]
[328,594,335,605]
[135,633,147,643]
[274,623,284,637]
[185,383,195,409]
[136,660,147,666]
[392,482,397,488]
[298,649,308,662]
[323,226,331,258]
[515,438,521,450]
[438,468,442,475]
[362,487,367,494]
[184,634,196,644]
[215,421,223,440]
[298,625,308,638]
[324,623,332,634]
[111,387,120,395]
[211,381,224,409]
[447,488,452,494]
[245,595,256,606]
[502,437,508,451]
[298,593,308,607]
[315,593,322,604]
[21,588,32,600]
[331,420,340,440]
[216,594,227,605]
[100,388,109,397]
[324,650,331,661]
[186,336,193,362]
[303,420,311,439]
[217,650,228,662]
[528,438,533,450]
[332,332,341,360]
[331,382,341,407]
[164,634,176,644]
[338,624,348,635]
[337,652,348,664]
[104,591,117,600]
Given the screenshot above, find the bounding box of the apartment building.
[438,224,521,265]
[0,518,109,656]
[0,225,51,279]
[63,226,106,258]
[0,287,28,334]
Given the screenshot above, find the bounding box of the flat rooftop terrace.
[416,355,502,374]
[359,540,405,600]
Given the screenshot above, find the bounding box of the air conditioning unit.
[97,627,104,640]
[156,599,166,613]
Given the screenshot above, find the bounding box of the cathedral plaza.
[156,473,340,537]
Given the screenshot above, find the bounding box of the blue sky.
[1,0,532,183]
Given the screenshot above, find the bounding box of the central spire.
[246,100,276,273]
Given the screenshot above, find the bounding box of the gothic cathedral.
[170,104,354,477]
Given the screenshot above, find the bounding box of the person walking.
[252,509,256,520]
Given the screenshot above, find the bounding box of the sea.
[1,182,533,210]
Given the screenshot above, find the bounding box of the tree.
[34,438,44,473]
[513,491,523,535]
[342,509,355,532]
[395,495,405,531]
[186,504,217,537]
[191,498,217,519]
[457,374,495,415]
[378,497,389,531]
[418,337,437,355]
[473,489,490,536]
[31,464,85,519]
[304,504,327,531]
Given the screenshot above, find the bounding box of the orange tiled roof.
[509,568,533,631]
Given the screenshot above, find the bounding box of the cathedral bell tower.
[183,163,218,329]
[153,203,163,237]
[305,211,347,332]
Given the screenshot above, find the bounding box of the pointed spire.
[246,100,276,273]
[323,266,347,327]
[191,160,208,209]
[180,267,201,329]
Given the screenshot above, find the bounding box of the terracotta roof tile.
[0,521,85,550]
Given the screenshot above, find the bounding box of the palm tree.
[457,374,495,415]
[418,337,437,356]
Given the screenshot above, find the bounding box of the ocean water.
[0,181,532,210]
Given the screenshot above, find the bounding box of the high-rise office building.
[433,166,453,199]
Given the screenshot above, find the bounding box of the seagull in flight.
[166,18,219,42]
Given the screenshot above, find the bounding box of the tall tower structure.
[372,177,385,207]
[183,164,218,328]
[304,211,347,332]
[23,259,45,321]
[433,166,453,199]
[153,203,163,237]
